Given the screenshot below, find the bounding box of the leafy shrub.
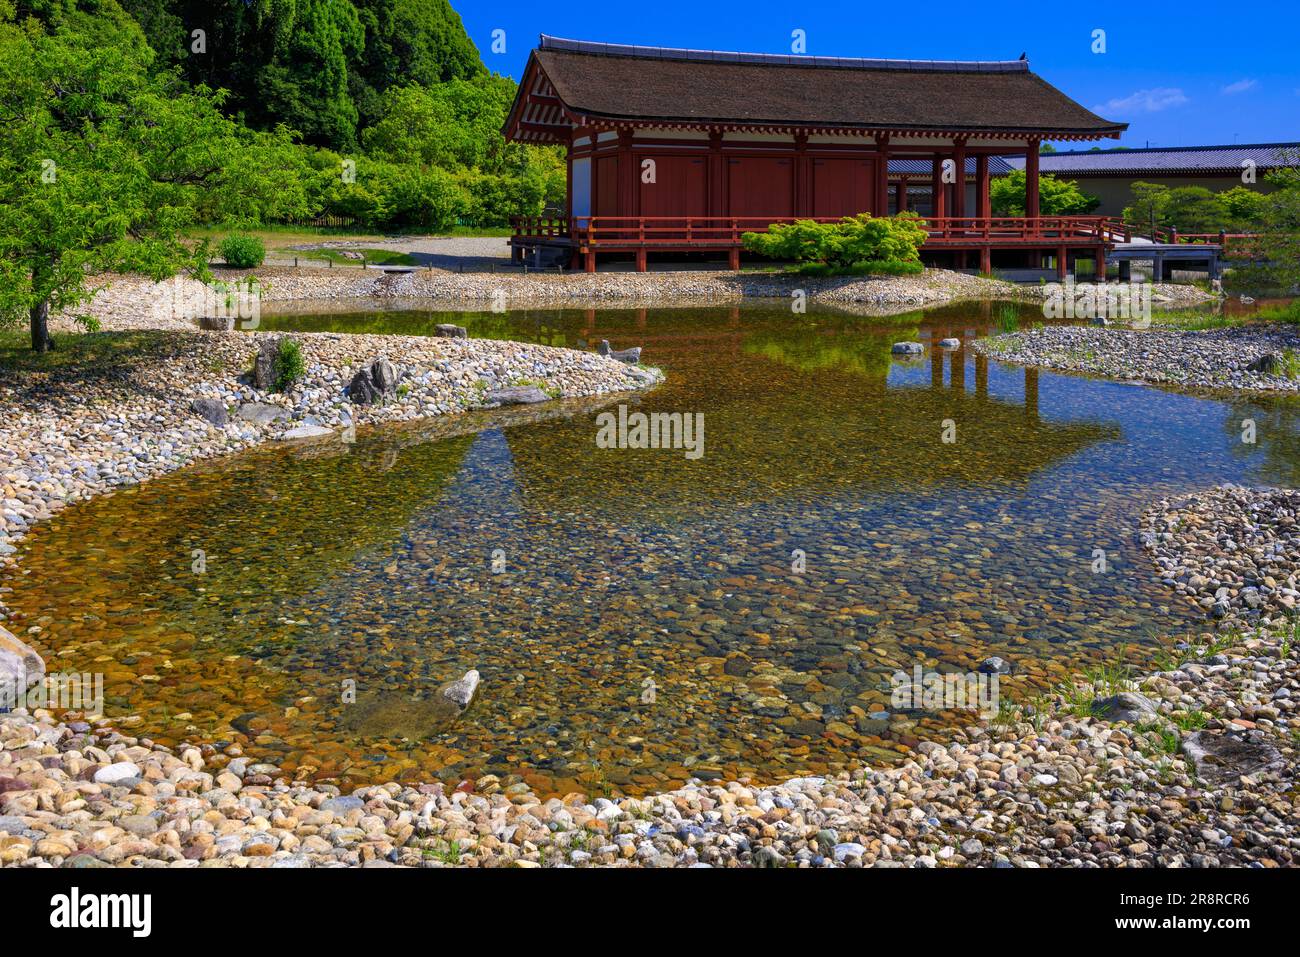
[220,234,266,269]
[742,213,929,273]
[272,339,305,392]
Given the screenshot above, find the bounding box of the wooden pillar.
[585,250,596,273]
[1096,245,1107,282]
[1025,141,1041,220]
[979,245,992,275]
[635,249,647,273]
[931,155,947,219]
[794,133,810,217]
[875,135,890,217]
[1056,246,1068,280]
[618,129,636,218]
[896,180,907,213]
[708,131,725,219]
[951,141,967,219]
[976,154,991,220]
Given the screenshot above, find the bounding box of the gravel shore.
[1144,485,1300,623]
[2,610,1294,867]
[0,328,660,616]
[219,266,1022,309]
[975,323,1300,393]
[10,270,1292,870]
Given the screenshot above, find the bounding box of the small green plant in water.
[1279,349,1300,380]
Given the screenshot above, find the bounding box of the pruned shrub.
[272,338,305,392]
[743,213,929,274]
[220,233,266,269]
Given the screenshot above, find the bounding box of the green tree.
[1161,186,1228,234]
[1255,163,1300,289]
[1122,181,1168,232]
[990,170,1101,216]
[1220,185,1268,230]
[350,0,483,125]
[0,0,308,351]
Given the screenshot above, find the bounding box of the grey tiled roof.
[1003,143,1300,175]
[888,156,1015,176]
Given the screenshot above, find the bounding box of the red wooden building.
[505,36,1127,275]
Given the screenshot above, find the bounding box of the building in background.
[1004,143,1300,217]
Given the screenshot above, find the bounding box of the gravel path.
[975,323,1300,393]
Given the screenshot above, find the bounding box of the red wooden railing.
[511,215,1124,248]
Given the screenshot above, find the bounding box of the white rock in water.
[279,425,334,441]
[441,669,480,709]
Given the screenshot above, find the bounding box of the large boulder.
[190,398,228,428]
[1181,731,1284,786]
[237,402,290,427]
[435,324,468,339]
[891,342,924,356]
[439,670,480,710]
[251,338,283,392]
[347,359,401,406]
[598,340,642,364]
[1246,353,1279,374]
[0,625,44,708]
[1091,691,1157,723]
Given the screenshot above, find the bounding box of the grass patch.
[292,247,418,267]
[1256,300,1300,324]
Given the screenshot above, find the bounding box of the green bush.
[742,213,929,273]
[272,339,305,393]
[219,234,266,269]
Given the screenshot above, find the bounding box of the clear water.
[9,300,1298,797]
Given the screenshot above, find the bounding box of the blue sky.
[459,0,1299,150]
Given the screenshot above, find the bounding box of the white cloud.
[1092,87,1189,115]
[1222,78,1258,95]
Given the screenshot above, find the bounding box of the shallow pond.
[10,299,1300,797]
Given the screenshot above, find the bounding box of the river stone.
[190,398,228,428]
[1092,691,1157,723]
[237,402,290,427]
[891,342,924,356]
[1181,731,1285,786]
[320,796,365,816]
[252,338,282,391]
[279,424,333,441]
[93,762,142,785]
[939,338,961,349]
[435,324,468,339]
[978,656,1013,675]
[485,386,549,406]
